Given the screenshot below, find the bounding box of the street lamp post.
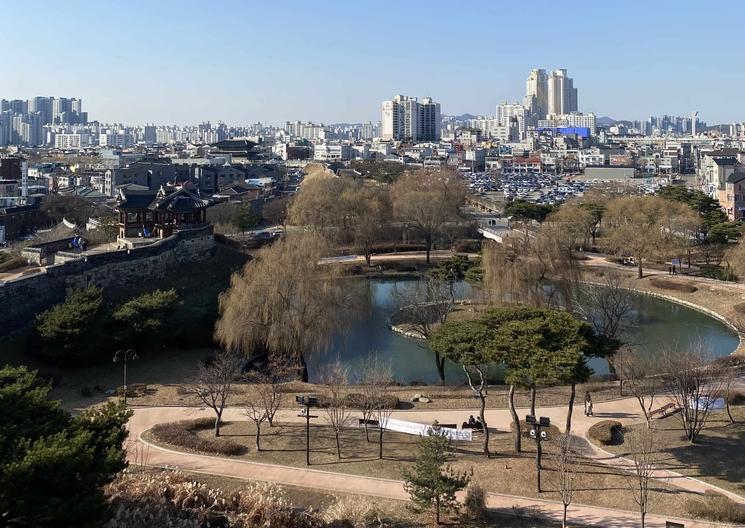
[113,349,138,405]
[296,395,318,466]
[526,414,551,493]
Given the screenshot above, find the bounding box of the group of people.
[462,415,484,430]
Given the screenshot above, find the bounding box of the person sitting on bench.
[462,415,477,428]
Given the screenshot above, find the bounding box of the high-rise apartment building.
[524,68,548,119]
[381,95,441,141]
[547,69,578,115]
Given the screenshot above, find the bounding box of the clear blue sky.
[1,0,743,126]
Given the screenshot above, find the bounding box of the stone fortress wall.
[0,226,214,336]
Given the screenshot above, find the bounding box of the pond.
[306,278,740,385]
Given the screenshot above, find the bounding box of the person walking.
[584,392,593,417]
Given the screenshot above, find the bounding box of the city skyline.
[2,1,745,125]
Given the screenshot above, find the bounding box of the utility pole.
[296,395,318,466]
[526,414,551,493]
[113,349,138,405]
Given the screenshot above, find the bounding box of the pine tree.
[402,427,471,524]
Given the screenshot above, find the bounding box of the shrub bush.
[150,418,246,456]
[726,389,745,406]
[107,469,315,527]
[685,491,745,523]
[453,239,481,253]
[0,255,26,272]
[734,302,745,315]
[323,496,381,527]
[649,277,698,293]
[587,420,623,446]
[463,484,487,520]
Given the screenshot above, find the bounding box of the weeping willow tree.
[214,232,357,381]
[480,222,582,310]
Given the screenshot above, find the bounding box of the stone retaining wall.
[0,226,214,336]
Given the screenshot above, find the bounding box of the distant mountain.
[596,116,618,126]
[446,113,477,121]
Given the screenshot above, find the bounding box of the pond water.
[306,278,740,385]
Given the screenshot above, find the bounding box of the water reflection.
[306,278,739,385]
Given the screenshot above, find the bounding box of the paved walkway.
[128,396,744,528]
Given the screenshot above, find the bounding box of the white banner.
[383,417,472,442]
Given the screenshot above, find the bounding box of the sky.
[1,0,744,126]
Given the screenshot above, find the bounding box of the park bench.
[650,403,679,419]
[358,418,379,427]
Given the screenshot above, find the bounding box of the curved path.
[128,396,744,528]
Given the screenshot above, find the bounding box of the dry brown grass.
[685,491,745,523]
[648,277,698,293]
[145,419,699,519]
[604,406,745,496]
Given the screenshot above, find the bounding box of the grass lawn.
[603,406,745,496]
[145,418,700,520]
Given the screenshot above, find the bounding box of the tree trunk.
[565,382,576,435]
[214,411,222,437]
[299,352,309,383]
[365,252,372,267]
[379,426,384,460]
[726,399,736,424]
[435,353,446,384]
[530,386,537,417]
[508,385,521,453]
[637,260,643,279]
[640,510,645,528]
[335,432,342,459]
[425,234,432,264]
[363,420,370,442]
[479,393,490,458]
[563,504,568,528]
[255,423,261,451]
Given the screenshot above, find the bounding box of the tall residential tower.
[381,95,441,141]
[547,69,578,115]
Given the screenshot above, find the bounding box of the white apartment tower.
[547,69,578,116]
[524,68,548,119]
[381,95,441,141]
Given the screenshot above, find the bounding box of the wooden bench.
[650,403,679,419]
[358,418,379,427]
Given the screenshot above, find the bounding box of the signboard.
[382,417,472,442]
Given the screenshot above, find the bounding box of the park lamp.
[526,414,551,493]
[296,395,319,466]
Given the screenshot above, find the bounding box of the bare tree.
[244,398,268,451]
[614,348,660,428]
[660,342,727,443]
[554,434,577,528]
[322,361,353,459]
[623,427,660,528]
[713,355,744,424]
[182,351,242,437]
[342,184,391,267]
[246,357,292,427]
[573,271,634,376]
[604,195,695,279]
[361,355,396,459]
[390,169,466,263]
[392,274,456,383]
